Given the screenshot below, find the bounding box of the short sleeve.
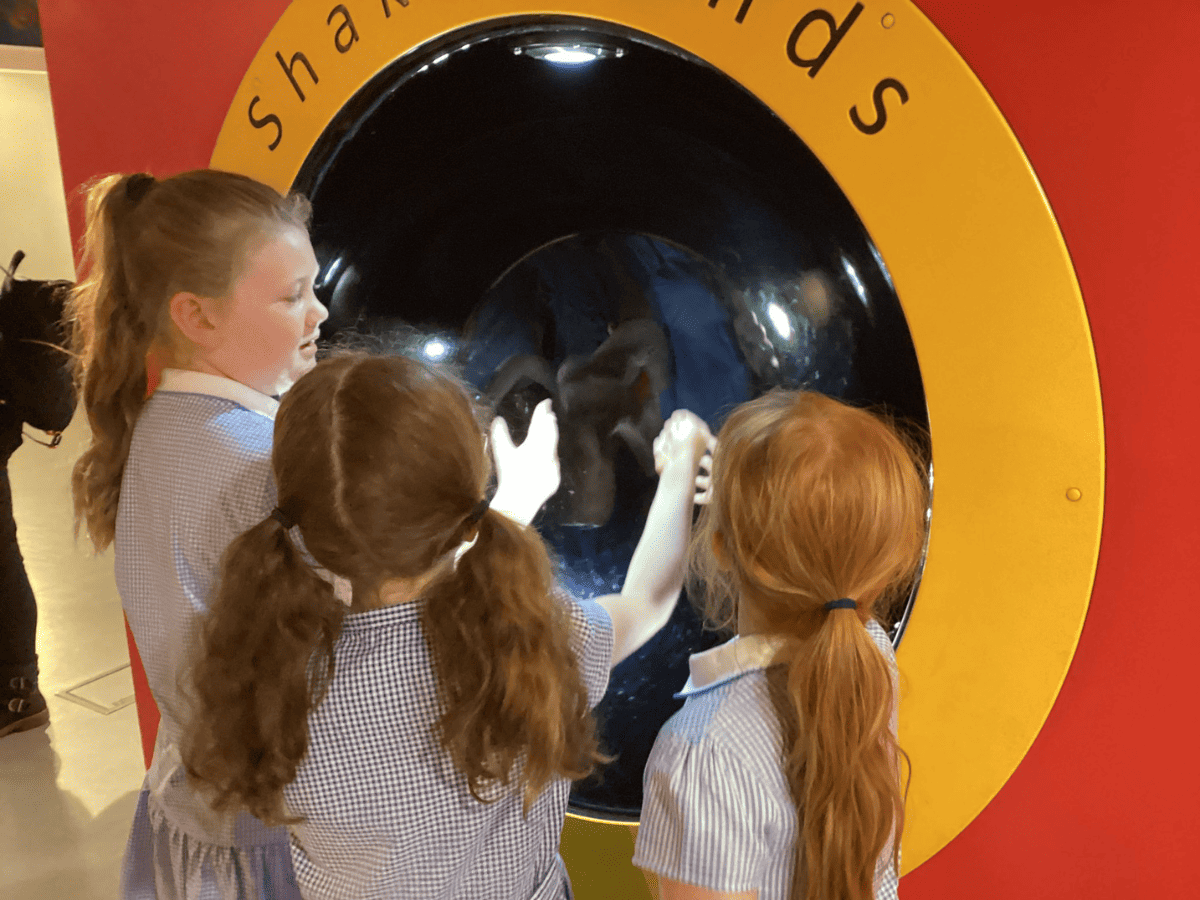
[874,841,900,900]
[560,594,614,709]
[212,413,277,536]
[866,619,900,740]
[632,730,783,892]
[867,618,901,900]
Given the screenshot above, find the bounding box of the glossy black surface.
[295,18,929,819]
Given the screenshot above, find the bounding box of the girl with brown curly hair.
[68,169,328,899]
[182,352,713,900]
[633,391,929,900]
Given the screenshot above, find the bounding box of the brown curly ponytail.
[422,507,604,813]
[183,515,344,825]
[183,352,605,823]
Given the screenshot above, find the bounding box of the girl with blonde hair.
[182,352,713,900]
[69,169,328,899]
[633,391,928,900]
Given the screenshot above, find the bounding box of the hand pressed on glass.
[489,398,561,526]
[653,409,716,505]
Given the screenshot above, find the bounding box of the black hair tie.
[823,598,857,611]
[270,506,296,530]
[125,173,156,205]
[464,498,489,525]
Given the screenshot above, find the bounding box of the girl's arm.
[597,410,713,667]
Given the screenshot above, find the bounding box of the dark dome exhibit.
[294,17,930,819]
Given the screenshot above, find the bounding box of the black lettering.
[275,50,318,102]
[327,5,359,53]
[381,0,409,17]
[707,0,756,23]
[850,78,909,135]
[786,3,864,78]
[248,96,283,151]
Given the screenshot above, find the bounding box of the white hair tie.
[452,533,479,568]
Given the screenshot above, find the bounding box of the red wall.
[39,0,1200,895]
[902,3,1200,896]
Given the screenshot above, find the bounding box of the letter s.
[248,96,283,151]
[850,78,909,135]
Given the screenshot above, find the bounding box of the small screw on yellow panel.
[882,13,896,29]
[1066,488,1083,502]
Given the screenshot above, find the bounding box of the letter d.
[787,3,865,78]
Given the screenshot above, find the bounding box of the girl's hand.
[693,449,714,506]
[654,410,716,504]
[489,399,561,526]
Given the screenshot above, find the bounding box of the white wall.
[0,50,75,283]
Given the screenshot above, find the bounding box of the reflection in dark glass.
[294,18,929,820]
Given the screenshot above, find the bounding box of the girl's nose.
[309,296,330,327]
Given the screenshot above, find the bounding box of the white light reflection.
[318,255,344,291]
[544,48,598,65]
[841,256,869,309]
[869,243,894,289]
[766,301,793,341]
[514,42,624,64]
[423,338,449,361]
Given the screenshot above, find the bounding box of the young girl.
[633,391,928,900]
[181,352,712,900]
[68,169,329,899]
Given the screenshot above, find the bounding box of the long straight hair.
[183,353,606,824]
[67,169,309,550]
[690,391,927,900]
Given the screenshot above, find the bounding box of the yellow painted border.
[212,0,1103,885]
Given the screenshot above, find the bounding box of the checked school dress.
[116,369,301,900]
[282,594,614,900]
[633,619,901,900]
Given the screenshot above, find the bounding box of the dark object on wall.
[0,250,76,451]
[0,248,75,741]
[0,1,43,48]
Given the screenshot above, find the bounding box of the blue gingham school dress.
[115,370,301,900]
[632,619,901,900]
[282,595,614,900]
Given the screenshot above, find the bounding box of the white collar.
[675,632,788,698]
[156,368,278,421]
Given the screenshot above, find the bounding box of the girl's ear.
[168,290,220,349]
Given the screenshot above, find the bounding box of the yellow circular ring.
[212,0,1103,882]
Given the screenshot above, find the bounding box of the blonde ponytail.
[68,174,162,549]
[67,169,310,550]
